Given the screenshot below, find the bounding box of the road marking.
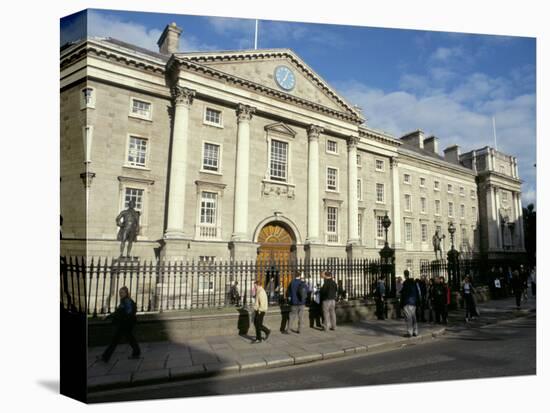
[354,354,455,376]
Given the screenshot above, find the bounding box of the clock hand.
[282,72,289,83]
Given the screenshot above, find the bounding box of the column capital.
[171,86,195,106]
[390,156,399,169]
[346,135,360,151]
[236,103,256,122]
[307,124,324,140]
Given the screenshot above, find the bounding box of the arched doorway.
[256,222,296,298]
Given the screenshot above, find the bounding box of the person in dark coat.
[320,271,338,331]
[100,286,140,362]
[287,273,307,333]
[432,277,447,324]
[415,277,427,322]
[462,276,478,322]
[374,275,386,320]
[400,270,420,337]
[511,270,524,309]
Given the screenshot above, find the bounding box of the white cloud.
[86,11,218,52]
[430,46,463,61]
[336,70,536,205]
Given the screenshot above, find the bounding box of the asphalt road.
[89,314,536,403]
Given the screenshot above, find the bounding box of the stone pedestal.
[160,239,191,261]
[229,241,259,262]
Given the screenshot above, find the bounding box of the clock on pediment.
[274,65,296,91]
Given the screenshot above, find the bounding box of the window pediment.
[264,122,297,138]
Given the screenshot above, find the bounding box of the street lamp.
[448,221,456,250]
[382,213,392,246]
[379,212,395,298]
[447,221,459,289]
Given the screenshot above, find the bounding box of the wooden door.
[256,223,295,294]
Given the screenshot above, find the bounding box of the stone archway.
[256,222,296,295]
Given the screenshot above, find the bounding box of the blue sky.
[61,9,536,206]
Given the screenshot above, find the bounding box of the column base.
[164,229,187,239]
[304,242,325,261]
[345,242,362,259]
[160,238,191,261]
[228,240,258,261]
[231,232,248,242]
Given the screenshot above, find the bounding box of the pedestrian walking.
[432,277,446,324]
[229,281,241,306]
[442,277,450,324]
[511,270,523,309]
[337,279,347,302]
[519,265,529,303]
[374,275,386,320]
[309,282,323,328]
[252,280,270,343]
[426,278,435,323]
[395,276,403,319]
[99,286,141,362]
[287,273,307,333]
[416,277,427,322]
[462,276,478,322]
[400,270,420,337]
[320,270,338,331]
[266,276,276,304]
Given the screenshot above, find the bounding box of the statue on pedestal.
[116,200,140,258]
[432,230,446,261]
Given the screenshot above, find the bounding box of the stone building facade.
[60,23,526,275]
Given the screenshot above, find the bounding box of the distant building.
[60,23,525,274]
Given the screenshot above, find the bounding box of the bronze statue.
[432,230,446,260]
[116,200,140,258]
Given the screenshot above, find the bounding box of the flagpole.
[254,20,258,50]
[492,116,498,150]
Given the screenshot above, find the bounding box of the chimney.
[424,135,439,154]
[443,144,461,164]
[399,129,424,149]
[157,22,182,55]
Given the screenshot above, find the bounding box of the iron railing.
[60,256,389,317]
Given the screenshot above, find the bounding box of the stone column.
[485,183,496,251]
[390,157,402,249]
[306,125,323,244]
[231,104,255,241]
[347,136,360,245]
[515,192,526,250]
[164,86,195,239]
[494,186,503,249]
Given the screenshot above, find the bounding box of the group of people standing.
[395,271,453,337]
[489,264,536,309]
[251,271,339,343]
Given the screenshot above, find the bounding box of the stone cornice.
[169,57,363,125]
[176,49,362,118]
[359,127,401,147]
[61,41,166,76]
[398,147,477,178]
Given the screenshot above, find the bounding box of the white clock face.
[274,65,296,91]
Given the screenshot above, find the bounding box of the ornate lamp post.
[447,221,460,289]
[382,213,392,246]
[379,212,396,298]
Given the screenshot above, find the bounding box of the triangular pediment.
[264,122,296,137]
[176,49,363,121]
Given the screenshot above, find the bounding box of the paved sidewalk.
[87,296,535,391]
